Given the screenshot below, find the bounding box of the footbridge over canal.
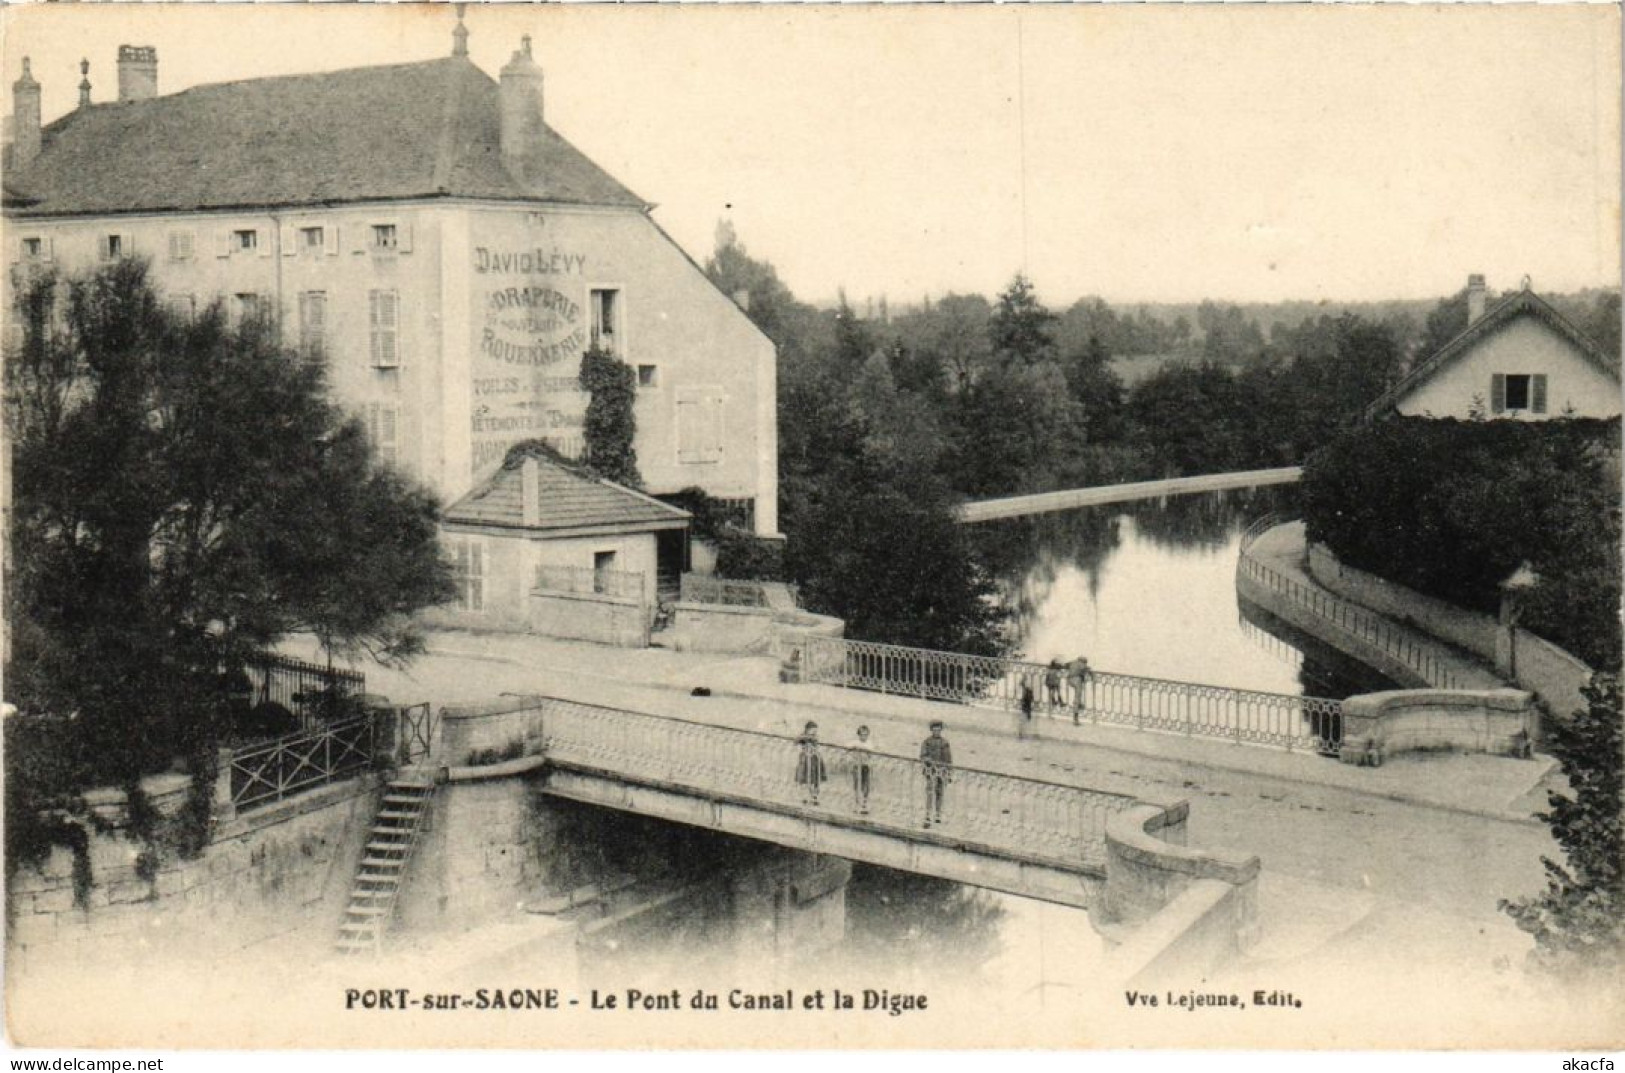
[425,695,1259,922]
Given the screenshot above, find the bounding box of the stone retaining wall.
[439,697,547,767]
[1237,565,1429,689]
[1339,689,1538,764]
[1308,541,1592,720]
[529,589,648,648]
[8,772,378,972]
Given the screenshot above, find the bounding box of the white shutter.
[326,225,341,257]
[281,224,297,257]
[369,290,399,367]
[97,235,111,261]
[1491,374,1506,414]
[396,221,413,253]
[215,229,231,258]
[257,228,272,258]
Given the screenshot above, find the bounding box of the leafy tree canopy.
[6,260,455,782]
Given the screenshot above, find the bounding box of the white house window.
[300,226,325,252]
[1492,373,1547,415]
[637,364,659,388]
[590,288,620,352]
[369,289,400,368]
[298,291,327,355]
[234,229,259,252]
[366,402,399,467]
[449,537,486,613]
[167,231,194,261]
[676,387,725,464]
[371,224,398,251]
[169,293,195,319]
[21,237,42,260]
[99,234,126,261]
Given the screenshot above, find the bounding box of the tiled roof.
[445,456,690,534]
[5,57,646,216]
[1361,287,1621,422]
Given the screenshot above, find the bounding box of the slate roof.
[1361,287,1621,422]
[445,455,690,535]
[5,57,647,217]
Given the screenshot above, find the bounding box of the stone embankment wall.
[1098,801,1261,986]
[529,589,649,648]
[671,599,843,657]
[1308,542,1592,719]
[1339,689,1538,763]
[8,771,378,972]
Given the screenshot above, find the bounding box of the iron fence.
[229,712,382,811]
[534,563,647,601]
[243,654,366,730]
[1236,515,1465,690]
[799,635,1343,753]
[535,696,1135,866]
[679,573,771,607]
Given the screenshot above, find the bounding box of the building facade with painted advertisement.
[3,34,778,573]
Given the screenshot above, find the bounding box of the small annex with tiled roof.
[1363,274,1621,423]
[434,445,690,644]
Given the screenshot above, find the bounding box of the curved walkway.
[1242,520,1504,691]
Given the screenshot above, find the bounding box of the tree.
[989,274,1058,367]
[1501,674,1624,980]
[578,344,642,487]
[5,260,456,786]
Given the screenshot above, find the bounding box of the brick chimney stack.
[1467,274,1487,325]
[117,46,158,102]
[11,58,41,166]
[500,35,544,177]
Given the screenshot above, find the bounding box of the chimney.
[116,45,158,102]
[732,289,751,312]
[77,58,91,109]
[451,4,470,57]
[499,35,544,177]
[11,57,40,166]
[1466,274,1487,325]
[521,456,541,527]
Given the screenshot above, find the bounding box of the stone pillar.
[728,848,851,976]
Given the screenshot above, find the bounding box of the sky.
[1,2,1619,308]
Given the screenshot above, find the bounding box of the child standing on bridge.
[920,721,953,829]
[795,721,827,806]
[1067,656,1091,725]
[849,725,873,815]
[1044,659,1064,709]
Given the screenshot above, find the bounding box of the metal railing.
[799,635,1343,753]
[679,573,771,607]
[396,702,435,765]
[1236,515,1465,690]
[533,564,647,601]
[536,696,1135,867]
[229,712,382,811]
[244,654,366,730]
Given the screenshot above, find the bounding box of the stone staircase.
[334,776,436,957]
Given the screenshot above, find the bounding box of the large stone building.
[2,28,778,604]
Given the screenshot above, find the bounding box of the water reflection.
[971,486,1387,700]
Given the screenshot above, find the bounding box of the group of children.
[793,719,954,828]
[1018,655,1092,736]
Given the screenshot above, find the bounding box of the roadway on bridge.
[955,466,1303,523]
[285,627,1561,1018]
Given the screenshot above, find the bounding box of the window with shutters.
[371,224,397,251]
[167,231,194,261]
[21,237,42,260]
[169,294,196,319]
[1491,373,1547,415]
[369,290,400,368]
[234,292,268,325]
[299,226,325,253]
[366,403,399,467]
[449,536,486,613]
[99,234,126,261]
[675,387,725,464]
[234,229,258,252]
[298,291,327,356]
[590,288,621,353]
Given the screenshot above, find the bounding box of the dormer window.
[371,224,398,251]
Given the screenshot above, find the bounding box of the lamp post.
[1498,562,1540,682]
